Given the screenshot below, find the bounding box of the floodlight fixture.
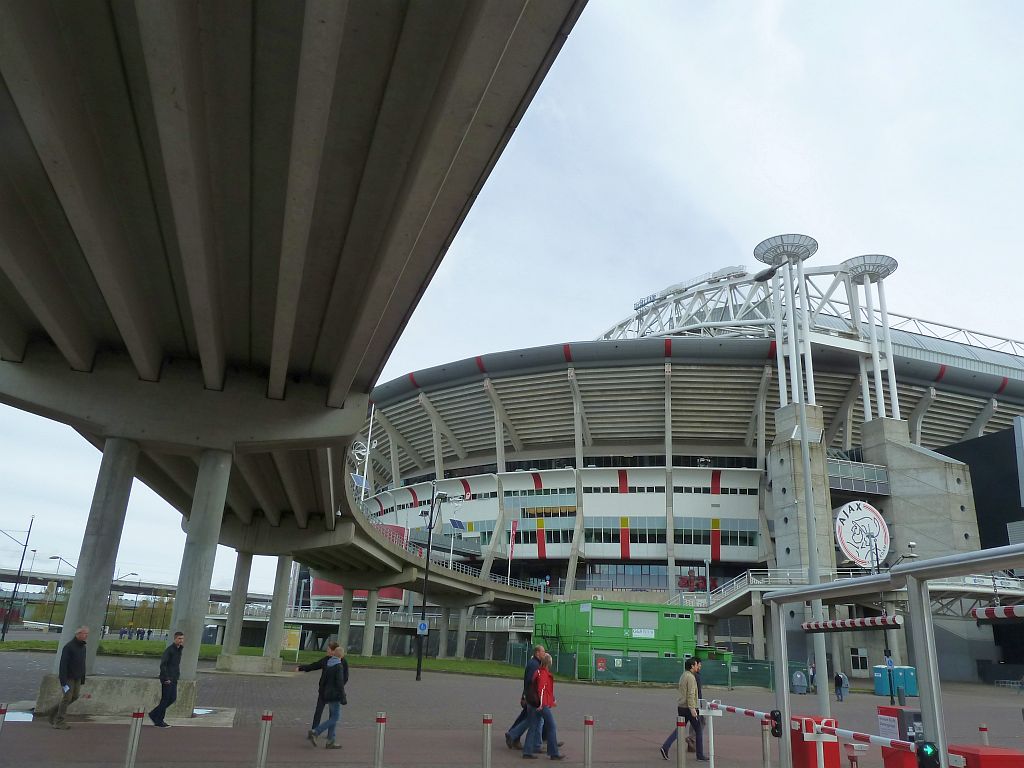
[753,234,818,266]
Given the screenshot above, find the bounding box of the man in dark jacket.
[40,626,89,729]
[505,644,545,749]
[148,631,184,727]
[297,640,348,730]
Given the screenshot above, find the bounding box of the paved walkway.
[2,651,1024,766]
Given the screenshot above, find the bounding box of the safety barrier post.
[0,702,7,737]
[676,716,687,768]
[583,715,594,768]
[374,711,387,768]
[482,714,492,768]
[761,717,772,768]
[978,723,989,746]
[701,699,723,768]
[123,709,144,768]
[255,710,273,768]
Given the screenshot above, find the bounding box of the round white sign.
[834,500,889,569]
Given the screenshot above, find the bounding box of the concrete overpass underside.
[0,0,585,680]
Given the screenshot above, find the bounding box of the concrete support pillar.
[485,633,495,661]
[263,555,293,658]
[215,625,225,645]
[361,589,379,657]
[56,437,139,674]
[884,601,902,666]
[664,362,676,597]
[380,621,390,657]
[436,608,451,659]
[338,590,354,651]
[696,623,708,647]
[751,592,766,661]
[169,449,233,681]
[455,607,469,658]
[222,550,252,654]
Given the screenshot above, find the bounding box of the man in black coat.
[297,640,348,730]
[148,631,184,727]
[40,626,89,729]
[505,644,545,749]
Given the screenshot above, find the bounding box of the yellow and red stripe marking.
[536,519,546,559]
[711,518,721,561]
[620,516,629,559]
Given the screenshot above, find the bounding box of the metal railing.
[204,603,535,632]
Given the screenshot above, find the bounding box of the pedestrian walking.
[39,626,89,729]
[148,631,184,727]
[834,671,845,702]
[522,654,566,760]
[307,645,347,749]
[809,660,816,691]
[146,629,153,641]
[297,641,347,731]
[505,644,545,750]
[660,658,707,762]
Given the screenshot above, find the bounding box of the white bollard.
[676,716,687,768]
[255,710,273,768]
[123,709,144,768]
[761,717,772,768]
[0,702,7,737]
[482,713,492,768]
[373,711,387,768]
[700,699,723,768]
[979,723,989,746]
[584,715,594,768]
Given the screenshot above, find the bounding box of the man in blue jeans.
[149,631,184,727]
[505,645,545,749]
[660,658,707,762]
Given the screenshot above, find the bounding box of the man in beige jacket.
[659,657,707,761]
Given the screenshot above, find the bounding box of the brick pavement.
[3,650,1024,767]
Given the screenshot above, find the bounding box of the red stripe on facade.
[376,498,384,514]
[460,479,471,497]
[768,340,776,359]
[618,469,628,495]
[997,376,1009,395]
[711,469,722,494]
[620,521,630,560]
[475,356,487,373]
[409,488,419,506]
[408,372,420,388]
[664,338,672,357]
[562,344,573,362]
[537,530,547,560]
[711,529,721,561]
[531,472,543,490]
[934,364,947,382]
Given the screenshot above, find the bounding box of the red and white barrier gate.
[971,605,1024,620]
[707,703,777,767]
[802,615,904,632]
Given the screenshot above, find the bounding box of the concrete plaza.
[2,650,1023,767]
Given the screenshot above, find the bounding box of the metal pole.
[781,261,803,406]
[482,713,493,768]
[861,274,887,419]
[0,702,7,737]
[795,257,816,405]
[124,709,144,768]
[362,404,375,501]
[905,575,947,767]
[705,702,716,768]
[584,715,594,768]
[255,710,273,768]
[772,272,788,406]
[876,278,901,420]
[373,711,387,768]
[978,724,989,746]
[814,737,825,768]
[416,483,439,681]
[771,601,793,768]
[676,715,687,768]
[0,516,34,641]
[761,717,772,768]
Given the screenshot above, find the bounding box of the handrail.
[203,603,535,631]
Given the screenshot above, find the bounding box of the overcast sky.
[2,1,1023,593]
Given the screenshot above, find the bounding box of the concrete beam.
[479,474,507,580]
[316,448,337,531]
[567,368,593,447]
[744,365,772,447]
[267,0,348,400]
[0,2,163,381]
[234,454,282,527]
[823,375,862,448]
[310,565,418,591]
[272,450,311,529]
[483,378,523,451]
[375,409,427,470]
[0,343,367,452]
[962,397,997,440]
[418,391,467,459]
[136,1,225,391]
[0,306,27,362]
[219,514,355,555]
[909,386,936,445]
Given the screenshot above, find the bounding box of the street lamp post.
[129,576,143,628]
[415,482,449,681]
[0,516,35,641]
[106,569,138,633]
[46,555,77,632]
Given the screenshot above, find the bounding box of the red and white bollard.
[123,709,144,768]
[0,702,8,737]
[373,711,387,768]
[255,710,273,768]
[979,723,989,746]
[584,715,594,768]
[676,716,687,768]
[482,713,492,768]
[761,717,772,768]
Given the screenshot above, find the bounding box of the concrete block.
[35,674,196,718]
[214,653,283,674]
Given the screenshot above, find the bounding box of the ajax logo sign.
[834,500,889,569]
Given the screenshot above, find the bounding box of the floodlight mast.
[754,234,831,718]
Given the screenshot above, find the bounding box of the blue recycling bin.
[895,666,918,696]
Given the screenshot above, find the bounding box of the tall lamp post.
[866,533,917,705]
[106,569,138,632]
[47,555,77,631]
[0,516,35,641]
[129,575,143,628]
[415,482,449,681]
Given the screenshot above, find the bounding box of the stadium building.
[340,237,1024,680]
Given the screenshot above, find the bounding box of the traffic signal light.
[770,710,782,738]
[917,742,940,768]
